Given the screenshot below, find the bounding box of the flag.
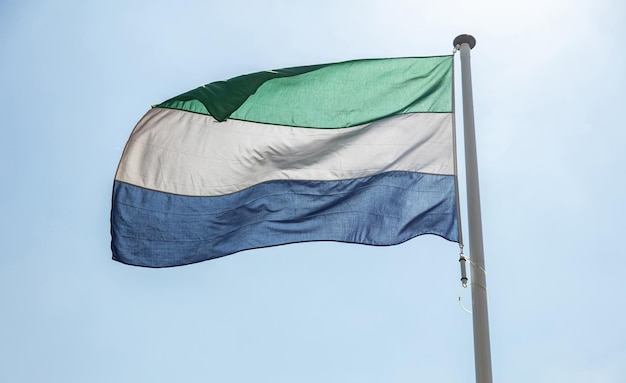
[111,56,459,267]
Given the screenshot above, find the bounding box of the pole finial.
[453,34,476,49]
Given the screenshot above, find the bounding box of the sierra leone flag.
[111,55,459,267]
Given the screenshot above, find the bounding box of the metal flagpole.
[453,34,493,383]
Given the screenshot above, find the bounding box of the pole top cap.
[453,34,476,49]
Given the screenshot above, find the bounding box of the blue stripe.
[111,172,458,267]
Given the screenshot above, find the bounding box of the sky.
[1,0,625,382]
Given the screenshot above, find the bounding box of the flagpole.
[453,34,493,383]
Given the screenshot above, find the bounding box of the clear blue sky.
[1,0,625,382]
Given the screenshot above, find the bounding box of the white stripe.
[116,108,454,196]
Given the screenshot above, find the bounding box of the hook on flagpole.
[459,245,468,287]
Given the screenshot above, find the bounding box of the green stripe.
[156,64,328,122]
[157,56,452,129]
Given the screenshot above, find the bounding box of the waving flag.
[112,56,459,267]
